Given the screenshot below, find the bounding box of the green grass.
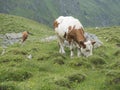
[0,13,54,37]
[0,14,120,90]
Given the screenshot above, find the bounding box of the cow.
[53,16,95,57]
[22,31,29,43]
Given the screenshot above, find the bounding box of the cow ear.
[53,20,59,28]
[91,41,96,45]
[80,41,86,48]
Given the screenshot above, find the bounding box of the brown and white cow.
[53,16,95,57]
[22,31,29,43]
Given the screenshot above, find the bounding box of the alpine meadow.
[0,0,120,90]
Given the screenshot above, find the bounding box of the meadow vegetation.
[0,14,120,90]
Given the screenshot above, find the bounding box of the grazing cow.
[53,16,95,57]
[22,31,29,43]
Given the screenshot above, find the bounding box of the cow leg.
[75,42,81,57]
[69,42,74,57]
[58,37,65,54]
[77,48,81,57]
[59,42,65,54]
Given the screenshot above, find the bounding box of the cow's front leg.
[75,43,81,57]
[69,42,74,57]
[77,48,81,57]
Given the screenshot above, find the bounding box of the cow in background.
[22,31,29,43]
[53,16,95,57]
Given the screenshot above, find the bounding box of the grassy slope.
[0,14,120,90]
[0,13,54,37]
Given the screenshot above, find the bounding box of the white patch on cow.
[56,16,64,24]
[55,16,83,38]
[81,40,93,57]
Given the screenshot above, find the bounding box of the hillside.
[0,14,120,90]
[0,13,54,35]
[0,0,120,27]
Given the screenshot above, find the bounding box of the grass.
[0,14,120,90]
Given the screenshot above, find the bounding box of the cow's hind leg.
[58,38,65,54]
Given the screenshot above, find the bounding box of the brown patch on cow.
[68,26,76,33]
[77,28,86,42]
[66,26,86,47]
[53,20,59,29]
[67,26,86,42]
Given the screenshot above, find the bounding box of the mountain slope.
[0,0,120,27]
[0,14,120,90]
[0,13,53,37]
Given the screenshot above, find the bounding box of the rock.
[0,32,22,47]
[95,27,100,30]
[41,32,103,48]
[84,32,103,48]
[27,54,32,59]
[41,35,57,42]
[0,32,102,49]
[5,33,22,39]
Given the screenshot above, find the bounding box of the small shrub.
[105,70,120,84]
[114,50,120,56]
[7,48,28,55]
[0,69,32,82]
[0,47,3,54]
[67,73,86,83]
[53,57,65,65]
[0,55,25,63]
[55,79,71,88]
[106,61,120,69]
[107,37,120,43]
[50,52,66,59]
[116,43,120,47]
[89,56,106,66]
[0,84,15,90]
[69,59,91,68]
[37,53,50,61]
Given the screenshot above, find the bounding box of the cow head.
[80,40,96,57]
